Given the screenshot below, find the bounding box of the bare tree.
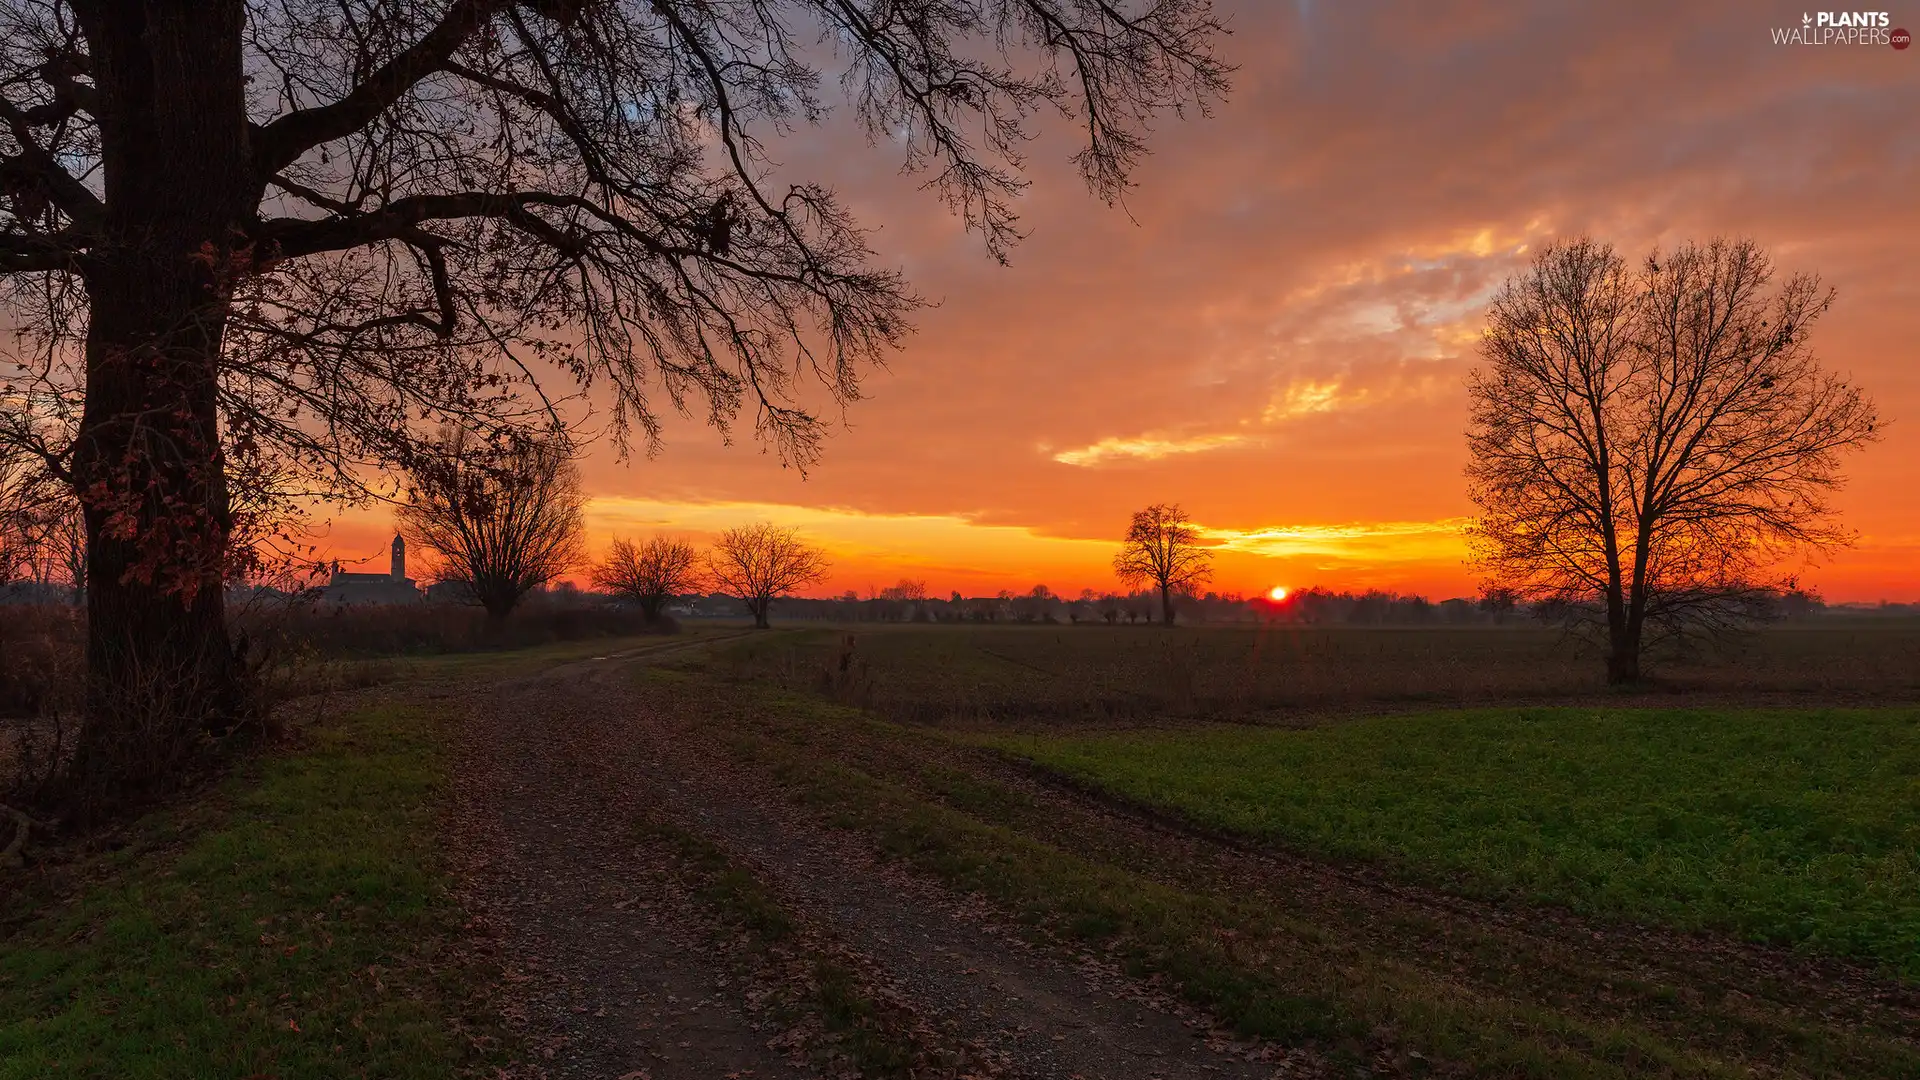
[15,488,84,601]
[1466,237,1879,683]
[1113,504,1213,625]
[1477,584,1518,625]
[1012,582,1054,622]
[707,523,828,629]
[591,534,703,624]
[398,427,586,621]
[0,0,1228,809]
[879,579,927,602]
[0,436,36,585]
[876,578,926,620]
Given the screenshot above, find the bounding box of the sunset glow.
[1269,587,1289,602]
[319,5,1918,603]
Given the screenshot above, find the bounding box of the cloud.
[1199,518,1473,564]
[1261,379,1353,423]
[1050,431,1258,467]
[1050,376,1381,469]
[584,495,1115,592]
[578,496,1478,594]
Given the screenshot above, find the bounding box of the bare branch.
[252,0,504,175]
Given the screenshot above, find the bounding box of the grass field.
[663,656,1920,1078]
[8,620,1916,1080]
[0,703,502,1079]
[718,619,1920,724]
[989,707,1920,978]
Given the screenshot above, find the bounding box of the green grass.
[0,705,500,1079]
[684,687,1778,1078]
[696,692,1361,1046]
[628,661,1920,1078]
[991,707,1920,977]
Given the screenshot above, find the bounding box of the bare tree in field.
[0,0,1228,811]
[1466,237,1879,683]
[592,535,704,624]
[879,579,927,602]
[1113,504,1213,626]
[707,523,829,629]
[398,428,586,621]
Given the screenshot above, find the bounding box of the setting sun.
[1269,586,1289,602]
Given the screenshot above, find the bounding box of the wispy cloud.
[1199,518,1472,562]
[583,495,1115,592]
[1052,377,1369,468]
[581,496,1474,589]
[1261,379,1354,423]
[1050,431,1258,467]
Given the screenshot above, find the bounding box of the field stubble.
[718,618,1920,728]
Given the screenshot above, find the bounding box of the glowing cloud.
[1052,377,1367,469]
[1198,518,1472,563]
[1050,432,1258,467]
[1261,379,1354,423]
[583,495,1115,593]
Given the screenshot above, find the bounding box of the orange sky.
[326,2,1920,602]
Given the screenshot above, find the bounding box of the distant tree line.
[686,582,1848,627]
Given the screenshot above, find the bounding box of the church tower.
[391,534,406,580]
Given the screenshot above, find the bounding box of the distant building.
[319,534,421,605]
[424,579,474,605]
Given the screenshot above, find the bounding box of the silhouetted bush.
[1,605,83,801]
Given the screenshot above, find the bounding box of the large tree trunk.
[1605,642,1641,684]
[63,2,255,815]
[1159,585,1175,626]
[1605,616,1642,684]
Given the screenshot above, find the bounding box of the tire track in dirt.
[452,649,1312,1080]
[447,638,822,1080]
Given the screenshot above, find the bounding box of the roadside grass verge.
[656,666,1920,1079]
[988,708,1920,979]
[0,704,504,1080]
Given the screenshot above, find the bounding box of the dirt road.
[447,646,1309,1080]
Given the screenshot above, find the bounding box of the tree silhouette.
[1477,584,1519,624]
[707,522,829,629]
[398,427,586,621]
[1113,504,1212,625]
[0,0,1228,809]
[591,534,704,624]
[1466,237,1879,683]
[0,434,44,584]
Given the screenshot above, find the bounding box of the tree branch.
[0,97,104,230]
[252,0,504,176]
